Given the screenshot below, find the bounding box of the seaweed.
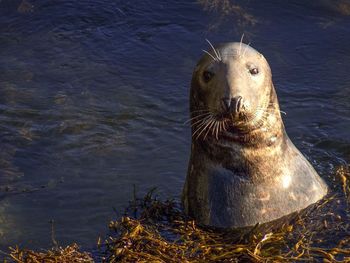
[6,165,350,262]
[101,200,350,262]
[101,166,350,262]
[5,244,93,263]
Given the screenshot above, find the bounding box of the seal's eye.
[203,71,214,83]
[249,68,259,75]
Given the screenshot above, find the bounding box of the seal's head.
[191,42,276,139]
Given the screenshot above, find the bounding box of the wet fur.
[183,42,327,228]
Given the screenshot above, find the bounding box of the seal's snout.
[221,96,243,114]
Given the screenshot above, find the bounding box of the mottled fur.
[183,42,327,228]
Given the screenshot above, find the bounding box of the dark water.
[0,0,350,253]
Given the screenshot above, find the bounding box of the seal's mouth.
[189,100,268,141]
[189,108,250,141]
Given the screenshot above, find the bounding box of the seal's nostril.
[222,96,243,113]
[222,98,231,111]
[235,96,243,113]
[228,96,243,113]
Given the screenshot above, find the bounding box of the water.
[0,0,350,253]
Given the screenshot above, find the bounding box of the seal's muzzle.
[221,96,243,114]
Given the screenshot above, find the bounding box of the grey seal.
[182,42,328,228]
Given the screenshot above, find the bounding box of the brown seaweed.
[6,165,350,262]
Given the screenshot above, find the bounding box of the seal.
[182,41,328,228]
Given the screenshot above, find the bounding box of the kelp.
[6,244,93,263]
[6,165,350,262]
[101,199,350,262]
[101,166,350,262]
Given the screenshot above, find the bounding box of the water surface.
[0,0,350,252]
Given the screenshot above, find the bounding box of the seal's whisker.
[262,108,285,116]
[210,120,216,136]
[254,106,286,117]
[206,39,221,61]
[203,119,216,140]
[187,117,210,127]
[202,49,217,62]
[216,120,223,134]
[191,115,212,127]
[216,121,220,139]
[211,120,218,137]
[204,119,216,140]
[196,117,214,140]
[223,120,228,131]
[190,109,211,113]
[247,108,262,122]
[217,49,222,61]
[221,120,226,132]
[223,120,227,131]
[191,108,219,114]
[210,120,217,137]
[215,121,220,139]
[245,107,271,129]
[239,33,245,56]
[249,118,266,130]
[192,115,212,130]
[241,114,249,123]
[193,116,213,139]
[185,112,211,124]
[192,124,206,140]
[242,42,251,57]
[203,118,216,140]
[256,104,278,110]
[210,120,217,138]
[189,113,211,120]
[191,116,210,131]
[280,110,287,115]
[189,112,211,118]
[256,111,274,130]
